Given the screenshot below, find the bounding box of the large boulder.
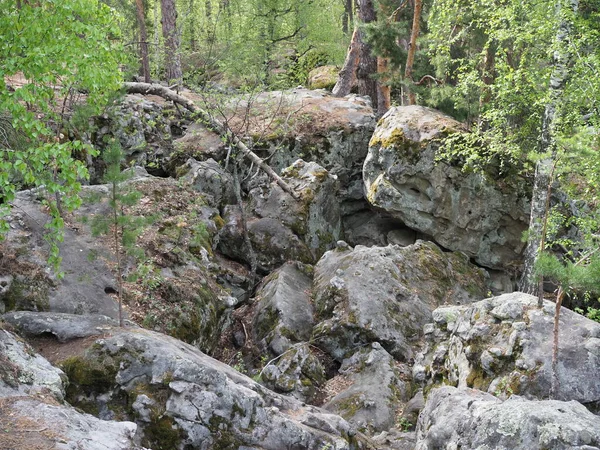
[307,65,340,90]
[312,241,487,361]
[252,261,315,355]
[414,292,600,406]
[2,190,120,318]
[61,328,360,450]
[180,157,237,209]
[363,105,530,269]
[219,160,342,272]
[415,386,600,449]
[324,343,410,433]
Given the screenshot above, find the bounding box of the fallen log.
[123,82,299,199]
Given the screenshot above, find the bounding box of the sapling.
[91,140,146,327]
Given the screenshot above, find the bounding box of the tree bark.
[123,82,298,199]
[342,0,354,34]
[404,0,423,105]
[160,0,182,87]
[333,28,360,97]
[377,57,391,114]
[135,0,151,83]
[357,0,378,112]
[519,0,579,296]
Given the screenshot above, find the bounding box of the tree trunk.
[333,28,360,97]
[357,0,378,112]
[135,0,151,83]
[377,57,390,114]
[161,0,182,87]
[404,0,423,105]
[342,0,354,34]
[519,0,578,296]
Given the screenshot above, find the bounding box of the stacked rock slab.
[363,105,530,269]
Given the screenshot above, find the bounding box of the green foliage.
[0,0,124,269]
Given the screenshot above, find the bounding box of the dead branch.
[122,82,299,199]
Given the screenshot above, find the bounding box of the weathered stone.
[312,241,487,361]
[416,386,600,449]
[4,190,119,318]
[219,160,342,272]
[252,262,315,355]
[363,105,530,269]
[0,329,66,401]
[416,292,600,406]
[324,343,409,432]
[180,157,236,208]
[62,328,359,450]
[308,65,340,90]
[2,311,118,343]
[92,94,177,178]
[260,343,326,403]
[1,396,138,450]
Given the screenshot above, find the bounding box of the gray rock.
[1,396,139,450]
[260,343,326,403]
[415,386,600,449]
[363,105,530,269]
[63,328,359,450]
[371,430,417,450]
[312,241,487,361]
[324,343,410,432]
[0,329,66,401]
[92,94,174,178]
[219,160,342,272]
[181,157,236,208]
[2,311,118,342]
[416,292,600,405]
[252,262,315,354]
[5,190,120,318]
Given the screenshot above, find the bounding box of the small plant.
[397,417,413,432]
[90,140,147,327]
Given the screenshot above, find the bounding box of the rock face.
[415,292,600,406]
[92,94,177,178]
[219,160,342,272]
[312,241,487,361]
[252,261,315,355]
[363,105,530,269]
[3,190,120,319]
[416,386,600,450]
[62,328,358,450]
[180,157,237,209]
[0,327,139,450]
[324,343,409,433]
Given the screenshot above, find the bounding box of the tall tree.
[404,0,423,105]
[161,0,182,87]
[519,0,579,297]
[135,0,151,83]
[357,0,379,112]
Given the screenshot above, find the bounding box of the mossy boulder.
[312,241,487,362]
[364,105,530,269]
[414,292,600,405]
[307,65,339,90]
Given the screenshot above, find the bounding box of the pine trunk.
[519,0,578,296]
[135,0,151,83]
[161,0,182,87]
[404,0,423,105]
[342,0,354,34]
[333,28,360,97]
[357,0,378,112]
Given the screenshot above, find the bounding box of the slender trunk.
[189,0,197,51]
[357,0,378,112]
[333,27,360,97]
[377,57,390,115]
[161,0,183,87]
[135,0,151,83]
[205,0,214,45]
[342,0,354,34]
[112,181,123,327]
[404,0,423,105]
[519,0,578,294]
[154,0,160,75]
[551,287,565,397]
